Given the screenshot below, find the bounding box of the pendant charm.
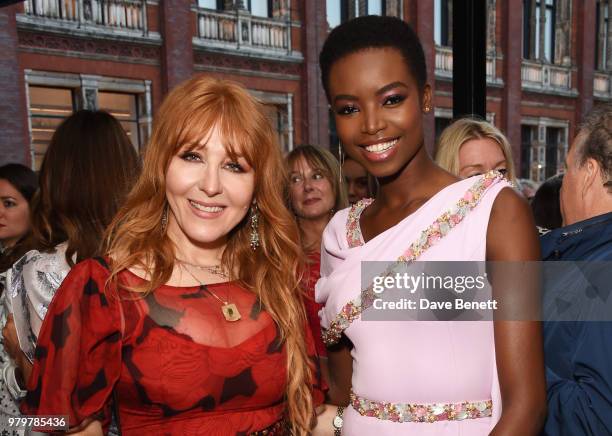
[221,303,241,322]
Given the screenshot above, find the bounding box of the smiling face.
[289,156,335,220]
[0,179,30,249]
[458,138,508,178]
[165,125,255,250]
[328,48,431,178]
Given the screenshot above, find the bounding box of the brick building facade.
[1,0,611,183]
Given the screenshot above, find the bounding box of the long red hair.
[103,76,313,432]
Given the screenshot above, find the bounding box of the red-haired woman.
[21,77,323,435]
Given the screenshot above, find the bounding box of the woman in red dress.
[22,76,323,435]
[286,145,348,385]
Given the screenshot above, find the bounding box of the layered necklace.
[176,259,241,322]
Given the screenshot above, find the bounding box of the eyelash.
[180,152,245,173]
[383,94,406,105]
[2,200,16,208]
[224,162,245,173]
[336,105,358,116]
[335,94,406,116]
[180,151,201,162]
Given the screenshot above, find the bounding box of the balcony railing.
[521,60,572,92]
[594,71,612,99]
[195,8,293,55]
[434,46,498,83]
[22,0,148,33]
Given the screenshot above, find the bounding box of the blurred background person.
[342,155,376,205]
[516,178,540,201]
[540,104,612,435]
[0,164,38,270]
[0,163,37,434]
[286,144,347,383]
[531,174,564,233]
[0,164,37,434]
[1,110,140,417]
[435,117,517,184]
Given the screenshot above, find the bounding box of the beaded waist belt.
[249,419,289,435]
[350,391,493,423]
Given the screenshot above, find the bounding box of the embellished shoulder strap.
[322,171,503,345]
[346,198,375,248]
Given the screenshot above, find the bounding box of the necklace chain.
[178,262,242,322]
[175,258,229,279]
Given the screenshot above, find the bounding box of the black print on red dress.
[84,277,108,307]
[220,368,257,404]
[50,306,72,348]
[77,368,108,404]
[266,324,283,354]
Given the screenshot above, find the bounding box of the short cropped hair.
[319,15,427,100]
[576,103,612,182]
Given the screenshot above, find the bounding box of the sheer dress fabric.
[22,258,324,435]
[315,176,509,435]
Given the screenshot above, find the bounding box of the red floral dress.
[22,258,323,435]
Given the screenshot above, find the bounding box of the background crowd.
[0,14,611,436]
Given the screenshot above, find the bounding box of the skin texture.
[322,47,546,434]
[165,125,255,272]
[69,127,257,436]
[342,159,370,204]
[289,157,335,253]
[0,179,30,249]
[560,132,612,226]
[458,138,508,178]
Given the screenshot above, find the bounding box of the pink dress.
[316,174,509,435]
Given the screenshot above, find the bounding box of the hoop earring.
[249,201,260,251]
[161,205,168,234]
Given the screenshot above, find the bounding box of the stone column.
[408,0,435,154]
[79,75,100,110]
[607,0,612,70]
[501,0,523,171]
[486,0,496,55]
[303,0,330,148]
[0,4,29,165]
[576,0,596,123]
[529,0,537,58]
[160,0,194,93]
[538,0,546,60]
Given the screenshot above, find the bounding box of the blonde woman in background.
[435,117,517,184]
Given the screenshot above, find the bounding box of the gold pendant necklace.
[179,262,241,322]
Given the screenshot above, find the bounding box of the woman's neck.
[298,215,329,252]
[376,146,453,210]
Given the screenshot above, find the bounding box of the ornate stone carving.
[18,31,160,60]
[194,50,301,75]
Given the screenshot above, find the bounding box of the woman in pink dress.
[314,16,546,435]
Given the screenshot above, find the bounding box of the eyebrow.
[333,81,409,103]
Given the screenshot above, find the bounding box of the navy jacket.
[541,212,612,436]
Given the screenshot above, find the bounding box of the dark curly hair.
[319,15,427,101]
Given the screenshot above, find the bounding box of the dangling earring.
[161,205,168,234]
[249,201,260,250]
[338,143,345,186]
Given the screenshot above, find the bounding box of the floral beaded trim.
[350,390,493,423]
[321,171,503,346]
[346,198,375,248]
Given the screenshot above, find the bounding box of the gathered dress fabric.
[302,251,326,357]
[22,258,324,435]
[316,175,509,435]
